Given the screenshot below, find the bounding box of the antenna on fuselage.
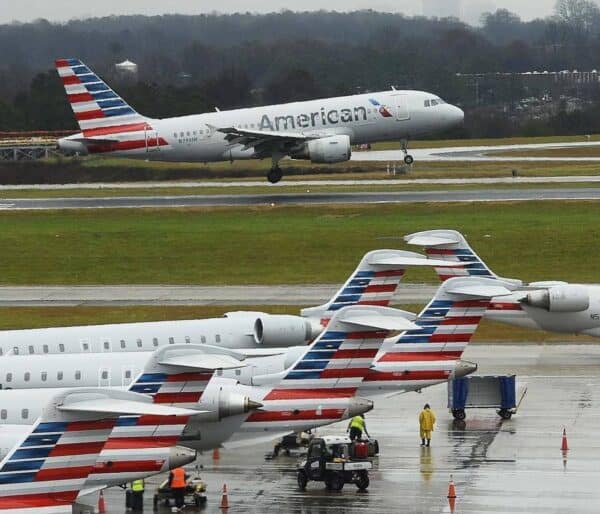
[391,86,397,91]
[214,107,221,112]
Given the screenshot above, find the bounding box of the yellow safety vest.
[349,416,365,431]
[132,479,145,492]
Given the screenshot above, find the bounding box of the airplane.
[0,387,195,514]
[404,229,600,337]
[0,249,459,357]
[0,306,417,450]
[55,58,464,183]
[0,277,510,399]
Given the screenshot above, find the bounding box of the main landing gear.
[401,139,414,165]
[267,166,283,184]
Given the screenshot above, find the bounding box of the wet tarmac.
[102,344,600,513]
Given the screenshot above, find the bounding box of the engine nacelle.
[253,314,321,347]
[197,377,257,421]
[292,135,351,164]
[525,285,590,313]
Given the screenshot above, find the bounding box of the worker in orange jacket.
[169,467,189,511]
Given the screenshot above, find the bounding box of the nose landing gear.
[401,139,414,165]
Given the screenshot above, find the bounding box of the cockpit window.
[424,100,430,107]
[430,99,438,106]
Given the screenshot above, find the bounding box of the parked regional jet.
[0,306,415,450]
[405,229,600,337]
[0,249,458,357]
[55,59,464,183]
[0,388,195,513]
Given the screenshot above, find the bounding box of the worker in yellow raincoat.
[419,404,436,447]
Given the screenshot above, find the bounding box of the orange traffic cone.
[220,483,229,509]
[97,490,106,514]
[213,448,220,460]
[561,428,569,451]
[447,475,457,499]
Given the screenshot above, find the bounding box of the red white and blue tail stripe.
[365,277,516,390]
[301,249,462,326]
[245,306,416,429]
[0,390,118,513]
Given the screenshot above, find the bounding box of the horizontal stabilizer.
[445,284,513,299]
[57,390,203,417]
[236,348,288,358]
[159,353,246,371]
[404,234,461,247]
[339,307,418,331]
[372,255,463,267]
[72,137,120,145]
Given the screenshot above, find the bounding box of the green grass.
[0,202,598,285]
[0,305,594,343]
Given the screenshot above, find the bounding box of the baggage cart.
[447,375,526,420]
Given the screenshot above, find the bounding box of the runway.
[0,284,437,306]
[101,343,600,514]
[1,188,600,209]
[355,141,600,162]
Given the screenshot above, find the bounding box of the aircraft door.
[145,127,161,152]
[393,94,411,121]
[307,441,326,480]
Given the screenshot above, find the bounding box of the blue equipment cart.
[448,375,525,420]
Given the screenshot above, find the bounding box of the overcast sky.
[0,1,560,24]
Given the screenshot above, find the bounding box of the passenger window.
[101,371,108,380]
[0,409,6,420]
[24,372,30,382]
[43,344,49,354]
[21,409,28,419]
[169,337,175,345]
[6,373,12,382]
[173,132,177,137]
[185,336,191,344]
[120,340,126,349]
[0,348,3,356]
[59,344,65,352]
[136,338,142,348]
[153,337,159,347]
[75,371,81,380]
[125,370,132,379]
[82,342,89,351]
[431,99,438,106]
[28,345,34,354]
[13,347,19,355]
[215,334,221,343]
[201,336,206,344]
[235,369,241,376]
[57,371,63,380]
[104,341,110,350]
[41,372,47,382]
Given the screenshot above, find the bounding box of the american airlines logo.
[259,104,372,131]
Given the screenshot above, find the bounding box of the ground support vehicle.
[297,435,372,492]
[152,476,207,509]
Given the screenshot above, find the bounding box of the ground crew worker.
[347,414,369,441]
[130,478,144,511]
[169,466,189,511]
[419,403,437,447]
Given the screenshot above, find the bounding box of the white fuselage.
[63,90,463,161]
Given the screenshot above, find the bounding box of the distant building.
[115,59,138,76]
[422,0,461,18]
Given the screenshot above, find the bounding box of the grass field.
[0,202,598,285]
[0,305,594,343]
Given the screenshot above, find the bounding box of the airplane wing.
[216,126,317,156]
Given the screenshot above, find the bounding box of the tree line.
[2,1,600,137]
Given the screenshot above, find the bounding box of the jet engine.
[524,285,590,313]
[253,314,321,346]
[198,377,261,421]
[291,135,351,163]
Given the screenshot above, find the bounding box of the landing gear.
[401,139,414,165]
[267,166,283,184]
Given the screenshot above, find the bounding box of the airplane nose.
[348,397,374,417]
[449,105,465,126]
[168,445,197,469]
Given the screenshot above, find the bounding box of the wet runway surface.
[102,344,600,513]
[2,188,600,210]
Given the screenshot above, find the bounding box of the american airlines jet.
[55,59,464,183]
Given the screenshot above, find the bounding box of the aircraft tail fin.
[55,58,147,135]
[301,249,462,325]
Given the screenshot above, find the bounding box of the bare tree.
[554,0,600,32]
